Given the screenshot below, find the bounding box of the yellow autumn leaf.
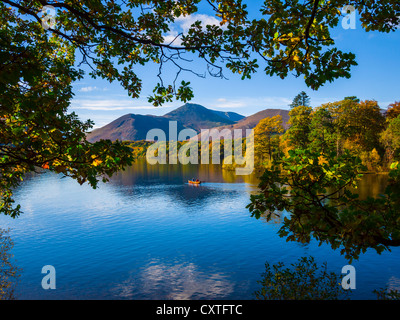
[318,155,328,165]
[92,159,102,167]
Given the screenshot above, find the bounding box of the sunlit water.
[1,161,400,300]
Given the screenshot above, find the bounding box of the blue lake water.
[1,162,399,299]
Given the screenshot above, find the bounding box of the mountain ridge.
[162,103,236,132]
[86,103,289,142]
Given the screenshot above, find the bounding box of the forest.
[2,0,400,302]
[247,94,400,262]
[129,95,400,175]
[252,95,400,173]
[127,94,400,264]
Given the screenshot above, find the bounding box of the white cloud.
[163,29,182,46]
[71,98,176,111]
[79,86,109,92]
[79,86,98,92]
[212,96,293,111]
[72,98,133,110]
[163,14,223,45]
[176,14,222,33]
[111,258,233,300]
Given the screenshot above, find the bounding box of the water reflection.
[2,161,399,300]
[0,228,21,300]
[111,160,389,201]
[111,160,261,186]
[387,276,400,292]
[109,160,260,207]
[113,258,234,300]
[353,173,389,200]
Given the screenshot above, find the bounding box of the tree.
[289,91,311,109]
[1,3,138,217]
[3,0,400,99]
[354,101,386,154]
[344,96,360,103]
[248,148,400,262]
[320,99,385,159]
[284,105,313,149]
[256,255,400,300]
[360,148,381,172]
[374,287,400,300]
[255,256,349,300]
[308,107,336,154]
[321,99,359,156]
[248,98,400,261]
[386,102,400,120]
[380,115,400,163]
[0,229,20,300]
[2,0,400,216]
[254,115,284,167]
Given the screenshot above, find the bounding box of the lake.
[1,161,400,299]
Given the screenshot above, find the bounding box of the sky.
[69,1,400,129]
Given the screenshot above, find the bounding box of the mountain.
[194,108,290,139]
[210,110,245,122]
[233,108,290,130]
[86,103,289,142]
[163,103,237,132]
[86,114,187,142]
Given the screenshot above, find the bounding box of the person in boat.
[192,178,195,181]
[196,179,199,182]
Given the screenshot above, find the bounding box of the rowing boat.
[188,180,201,185]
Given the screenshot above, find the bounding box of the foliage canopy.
[248,99,400,261]
[0,229,20,300]
[2,0,400,216]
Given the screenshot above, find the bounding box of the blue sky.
[69,2,400,128]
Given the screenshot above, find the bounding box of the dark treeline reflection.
[110,160,261,186]
[353,173,389,200]
[3,162,396,300]
[108,160,261,207]
[109,160,389,202]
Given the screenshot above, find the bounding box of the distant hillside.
[195,108,290,138]
[163,103,236,132]
[86,103,288,142]
[86,114,186,142]
[236,108,290,130]
[210,110,245,122]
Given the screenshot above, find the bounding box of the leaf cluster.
[248,147,400,261]
[255,256,349,300]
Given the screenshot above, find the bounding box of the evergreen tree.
[344,96,360,103]
[284,105,313,149]
[289,91,311,109]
